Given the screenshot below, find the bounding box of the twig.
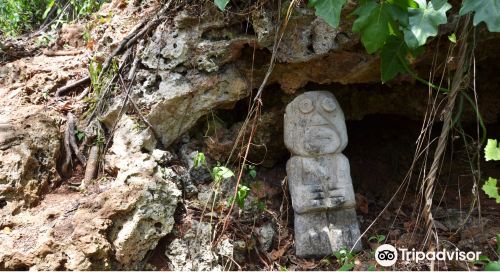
[118,75,160,139]
[76,87,89,101]
[43,49,83,56]
[422,15,472,247]
[56,76,90,96]
[97,0,173,81]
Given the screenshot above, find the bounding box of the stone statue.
[284,91,362,258]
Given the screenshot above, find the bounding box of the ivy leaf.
[485,139,500,161]
[403,0,451,49]
[460,0,500,32]
[482,177,500,203]
[214,0,230,11]
[380,36,410,82]
[431,0,448,10]
[309,0,347,28]
[353,2,392,53]
[386,2,410,27]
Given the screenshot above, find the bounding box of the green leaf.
[485,261,500,271]
[212,166,234,182]
[459,0,500,32]
[431,0,448,10]
[214,0,230,11]
[368,234,386,243]
[309,0,347,28]
[249,169,257,178]
[482,177,500,203]
[448,33,456,43]
[380,36,410,82]
[43,0,55,19]
[403,0,451,49]
[337,263,355,271]
[485,139,500,161]
[496,234,500,254]
[386,3,410,27]
[193,152,206,169]
[236,184,250,208]
[75,130,85,141]
[478,255,491,262]
[352,2,393,53]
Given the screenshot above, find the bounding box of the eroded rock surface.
[131,4,376,148]
[0,105,61,207]
[0,114,181,270]
[165,220,234,271]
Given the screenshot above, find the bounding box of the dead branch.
[76,87,89,101]
[84,145,99,186]
[55,76,90,96]
[43,49,83,56]
[61,112,87,176]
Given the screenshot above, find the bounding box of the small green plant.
[248,164,257,179]
[235,184,250,209]
[332,248,356,271]
[0,0,48,36]
[483,139,500,203]
[74,129,85,141]
[193,152,255,210]
[475,234,500,271]
[1,0,106,37]
[368,234,386,245]
[212,165,234,183]
[193,152,207,169]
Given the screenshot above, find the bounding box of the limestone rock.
[0,177,179,270]
[165,220,222,271]
[0,105,61,207]
[284,91,362,257]
[256,223,276,252]
[0,113,181,270]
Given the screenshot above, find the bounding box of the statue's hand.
[305,187,346,211]
[327,189,346,208]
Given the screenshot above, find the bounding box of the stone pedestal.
[284,91,362,258]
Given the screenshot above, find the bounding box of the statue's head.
[284,91,347,156]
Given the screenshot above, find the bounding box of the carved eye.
[321,97,337,112]
[299,98,314,114]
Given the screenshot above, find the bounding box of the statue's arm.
[334,154,356,207]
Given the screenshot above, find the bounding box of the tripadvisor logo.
[375,244,481,267]
[375,244,398,267]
